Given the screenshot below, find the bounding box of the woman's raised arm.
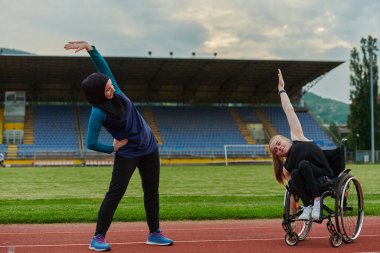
[277,69,307,141]
[64,41,121,94]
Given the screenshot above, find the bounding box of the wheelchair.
[282,140,364,247]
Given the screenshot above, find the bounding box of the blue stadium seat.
[152,106,247,157]
[15,104,333,159]
[18,105,79,158]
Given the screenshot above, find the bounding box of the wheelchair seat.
[314,147,345,192]
[322,147,345,178]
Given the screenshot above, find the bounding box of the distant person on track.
[0,153,5,167]
[64,41,173,251]
[269,69,333,221]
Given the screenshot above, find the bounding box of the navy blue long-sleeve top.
[85,47,158,158]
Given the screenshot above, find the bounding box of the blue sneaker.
[89,234,111,251]
[146,230,173,246]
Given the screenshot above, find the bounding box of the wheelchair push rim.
[336,176,364,241]
[283,190,312,241]
[288,219,312,241]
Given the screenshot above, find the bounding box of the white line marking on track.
[0,226,296,235]
[0,234,380,248]
[7,246,15,253]
[1,222,379,235]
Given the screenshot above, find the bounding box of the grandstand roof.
[0,55,343,104]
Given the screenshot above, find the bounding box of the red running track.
[0,217,379,253]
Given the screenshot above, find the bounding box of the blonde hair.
[269,135,288,185]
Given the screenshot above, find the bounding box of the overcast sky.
[1,0,379,103]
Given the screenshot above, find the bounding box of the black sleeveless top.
[284,141,333,175]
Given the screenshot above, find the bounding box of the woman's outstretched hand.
[64,41,93,53]
[278,69,285,92]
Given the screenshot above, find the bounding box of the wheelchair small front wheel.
[285,232,299,246]
[330,233,343,247]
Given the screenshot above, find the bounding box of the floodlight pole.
[368,41,375,163]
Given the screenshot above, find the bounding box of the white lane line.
[0,226,293,235]
[1,221,379,235]
[0,238,293,248]
[0,234,380,248]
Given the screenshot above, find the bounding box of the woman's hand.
[64,41,93,53]
[113,139,128,152]
[278,69,285,92]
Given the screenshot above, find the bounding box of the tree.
[348,36,379,150]
[329,121,340,139]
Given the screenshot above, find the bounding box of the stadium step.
[229,108,255,144]
[256,109,278,137]
[142,108,163,144]
[6,144,18,159]
[23,106,34,144]
[255,109,277,154]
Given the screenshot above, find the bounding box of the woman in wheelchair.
[270,70,364,247]
[269,69,334,221]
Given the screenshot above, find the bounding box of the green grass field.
[0,164,378,224]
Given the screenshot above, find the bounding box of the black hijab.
[81,73,127,119]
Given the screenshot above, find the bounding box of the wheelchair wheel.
[329,233,343,247]
[290,219,312,241]
[284,191,312,241]
[335,176,364,241]
[342,234,353,243]
[285,232,299,246]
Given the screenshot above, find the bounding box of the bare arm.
[283,168,292,182]
[277,69,308,141]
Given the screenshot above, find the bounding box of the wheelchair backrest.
[322,147,345,177]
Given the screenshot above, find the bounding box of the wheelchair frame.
[281,141,364,247]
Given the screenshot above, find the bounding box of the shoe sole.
[89,246,111,251]
[146,241,173,246]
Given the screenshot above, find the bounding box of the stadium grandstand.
[0,53,343,166]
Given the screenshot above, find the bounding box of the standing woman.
[64,41,173,251]
[269,69,333,220]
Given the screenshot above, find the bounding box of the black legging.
[291,160,330,206]
[95,148,160,236]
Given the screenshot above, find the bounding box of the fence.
[346,150,380,163]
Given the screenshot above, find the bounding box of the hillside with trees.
[303,92,349,126]
[0,48,33,55]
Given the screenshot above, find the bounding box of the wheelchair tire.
[285,232,299,246]
[342,234,353,243]
[335,176,364,241]
[329,233,343,247]
[283,190,312,241]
